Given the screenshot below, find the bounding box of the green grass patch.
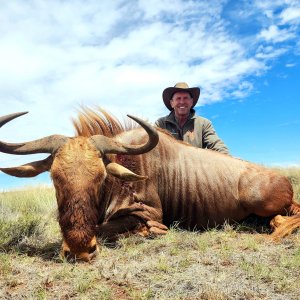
[0,167,300,299]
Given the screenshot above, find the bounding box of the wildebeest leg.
[270,201,300,239]
[97,198,167,241]
[146,220,168,235]
[96,215,167,241]
[239,170,293,218]
[114,202,168,237]
[130,184,165,220]
[238,172,300,239]
[130,192,168,235]
[97,215,145,241]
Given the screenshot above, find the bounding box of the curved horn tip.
[16,111,29,118]
[0,111,29,128]
[9,111,28,117]
[127,114,137,121]
[127,114,150,124]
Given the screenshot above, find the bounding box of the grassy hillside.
[0,168,300,299]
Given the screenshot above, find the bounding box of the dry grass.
[1,168,300,299]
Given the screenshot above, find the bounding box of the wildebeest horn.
[0,112,69,154]
[0,155,54,177]
[0,111,28,128]
[90,115,159,155]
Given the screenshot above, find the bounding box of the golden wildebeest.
[0,108,300,262]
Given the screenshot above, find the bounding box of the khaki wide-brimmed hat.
[162,82,200,110]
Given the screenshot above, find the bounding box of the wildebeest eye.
[88,245,97,254]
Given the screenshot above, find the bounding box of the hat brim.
[162,87,200,110]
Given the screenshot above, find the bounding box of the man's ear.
[170,99,175,109]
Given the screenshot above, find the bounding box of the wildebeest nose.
[62,250,77,263]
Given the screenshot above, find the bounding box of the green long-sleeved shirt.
[155,110,230,154]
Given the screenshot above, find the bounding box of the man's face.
[170,91,194,117]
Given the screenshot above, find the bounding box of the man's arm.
[155,118,164,128]
[202,120,230,154]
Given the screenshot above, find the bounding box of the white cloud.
[286,62,296,67]
[231,81,254,99]
[255,45,288,59]
[280,6,300,24]
[258,25,295,43]
[0,0,299,168]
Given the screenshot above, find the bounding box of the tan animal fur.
[1,107,300,261]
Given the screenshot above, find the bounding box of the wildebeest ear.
[106,162,147,181]
[0,155,53,178]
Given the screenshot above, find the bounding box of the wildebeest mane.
[1,108,300,262]
[72,106,138,137]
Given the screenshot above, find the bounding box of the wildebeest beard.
[58,191,100,252]
[0,108,160,261]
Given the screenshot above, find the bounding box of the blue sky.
[0,0,299,190]
[200,58,300,164]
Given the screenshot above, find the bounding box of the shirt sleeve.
[155,118,165,128]
[202,120,230,154]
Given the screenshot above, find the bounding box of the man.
[155,82,229,154]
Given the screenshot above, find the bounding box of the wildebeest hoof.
[270,215,289,229]
[146,220,168,235]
